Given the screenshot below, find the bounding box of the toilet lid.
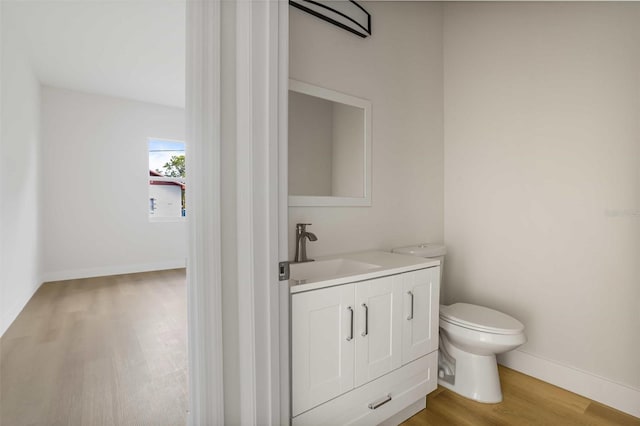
[440,303,524,335]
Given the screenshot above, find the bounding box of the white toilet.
[392,244,526,403]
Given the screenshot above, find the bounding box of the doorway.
[0,1,189,423]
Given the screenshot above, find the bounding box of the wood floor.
[403,366,640,426]
[2,270,639,426]
[0,269,188,426]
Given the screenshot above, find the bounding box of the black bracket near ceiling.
[290,0,371,38]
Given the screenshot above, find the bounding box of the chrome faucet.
[294,223,317,263]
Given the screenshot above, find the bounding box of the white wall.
[41,87,186,281]
[332,102,364,198]
[288,92,333,196]
[443,2,640,414]
[0,4,42,337]
[149,183,183,218]
[289,1,444,258]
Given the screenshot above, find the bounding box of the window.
[148,138,186,221]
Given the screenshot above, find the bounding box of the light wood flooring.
[2,270,639,426]
[403,365,640,426]
[0,269,188,426]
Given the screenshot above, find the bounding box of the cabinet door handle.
[407,291,414,320]
[361,303,368,337]
[346,306,354,341]
[368,394,392,410]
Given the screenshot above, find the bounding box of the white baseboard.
[42,259,187,283]
[498,349,640,418]
[1,281,42,338]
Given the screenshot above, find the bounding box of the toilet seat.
[440,303,524,335]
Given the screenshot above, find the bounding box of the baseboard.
[42,259,187,283]
[1,281,42,338]
[498,349,640,418]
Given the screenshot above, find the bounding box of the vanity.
[287,79,440,424]
[289,251,440,425]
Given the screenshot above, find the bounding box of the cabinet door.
[354,275,403,387]
[291,284,355,416]
[402,267,440,364]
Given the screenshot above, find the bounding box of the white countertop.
[289,250,440,294]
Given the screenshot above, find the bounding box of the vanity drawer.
[293,351,438,426]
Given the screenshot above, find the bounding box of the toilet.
[392,244,526,403]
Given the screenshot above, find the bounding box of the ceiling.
[5,0,185,108]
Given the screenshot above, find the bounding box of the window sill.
[149,216,187,223]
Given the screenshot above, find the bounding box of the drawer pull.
[368,394,392,410]
[407,290,414,320]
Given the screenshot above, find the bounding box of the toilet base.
[438,332,503,403]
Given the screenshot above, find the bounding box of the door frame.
[186,0,288,424]
[278,0,291,423]
[185,0,225,424]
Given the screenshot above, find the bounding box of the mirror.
[288,79,371,207]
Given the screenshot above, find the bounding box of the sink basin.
[290,258,381,283]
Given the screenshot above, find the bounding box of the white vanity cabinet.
[354,275,403,387]
[401,267,440,365]
[291,265,440,425]
[291,284,356,415]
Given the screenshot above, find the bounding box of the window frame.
[148,137,187,222]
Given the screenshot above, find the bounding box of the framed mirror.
[288,79,371,207]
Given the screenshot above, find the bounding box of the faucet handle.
[296,223,312,230]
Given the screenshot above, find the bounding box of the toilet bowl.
[392,244,527,403]
[439,303,526,402]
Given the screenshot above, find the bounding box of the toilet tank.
[392,243,446,282]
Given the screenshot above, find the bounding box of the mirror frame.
[288,79,372,207]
